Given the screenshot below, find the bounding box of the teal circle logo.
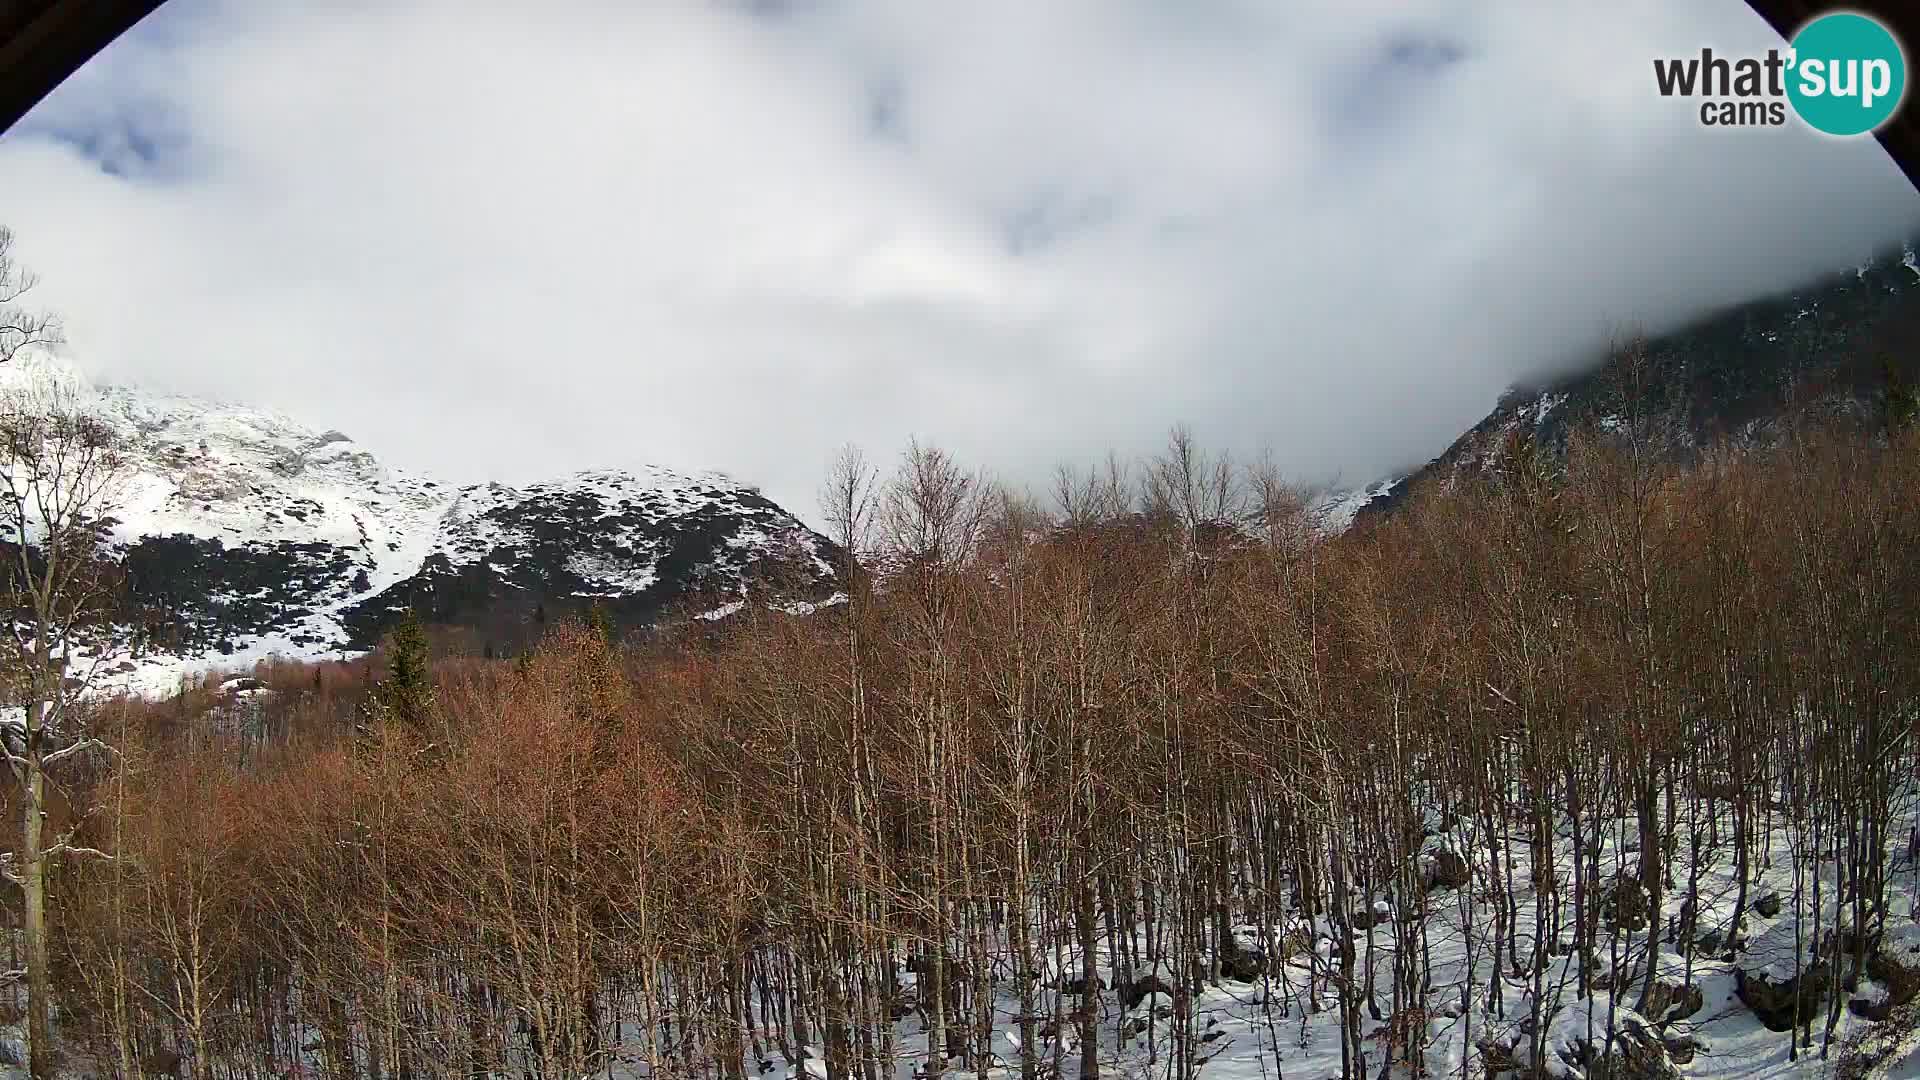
[1787,13,1906,136]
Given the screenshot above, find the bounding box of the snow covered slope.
[1307,479,1400,536]
[0,355,841,691]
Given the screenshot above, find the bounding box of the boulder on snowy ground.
[1738,919,1920,1030]
[1850,924,1920,1022]
[1600,875,1649,933]
[1831,998,1920,1080]
[1735,962,1832,1031]
[1638,979,1704,1025]
[1216,936,1267,983]
[1119,971,1174,1011]
[1056,973,1104,995]
[1352,899,1395,931]
[1516,997,1683,1080]
[1422,848,1471,893]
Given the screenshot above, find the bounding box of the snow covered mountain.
[0,355,842,691]
[1322,242,1920,531]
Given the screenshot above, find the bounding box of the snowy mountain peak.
[0,357,839,692]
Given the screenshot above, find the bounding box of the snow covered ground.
[855,867,1897,1080]
[163,791,1899,1080]
[709,797,1917,1080]
[1,750,1910,1079]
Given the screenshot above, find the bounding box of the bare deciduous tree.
[0,379,130,1079]
[0,229,61,367]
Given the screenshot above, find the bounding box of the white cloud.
[2,0,1916,523]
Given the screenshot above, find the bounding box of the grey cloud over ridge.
[2,0,1917,523]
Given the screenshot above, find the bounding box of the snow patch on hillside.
[0,355,837,694]
[1310,479,1399,535]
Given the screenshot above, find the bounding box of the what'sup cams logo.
[1654,11,1906,135]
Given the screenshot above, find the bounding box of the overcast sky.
[2,0,1918,523]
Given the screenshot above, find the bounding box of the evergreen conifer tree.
[575,607,623,741]
[356,609,434,754]
[586,601,616,645]
[378,608,434,738]
[1884,358,1918,434]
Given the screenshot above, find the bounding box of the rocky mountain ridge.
[0,356,843,694]
[1331,242,1920,527]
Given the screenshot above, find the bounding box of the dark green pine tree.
[575,603,622,739]
[381,609,433,732]
[1884,358,1919,434]
[585,601,617,646]
[358,609,435,754]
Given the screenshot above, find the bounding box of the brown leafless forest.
[16,415,1920,1080]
